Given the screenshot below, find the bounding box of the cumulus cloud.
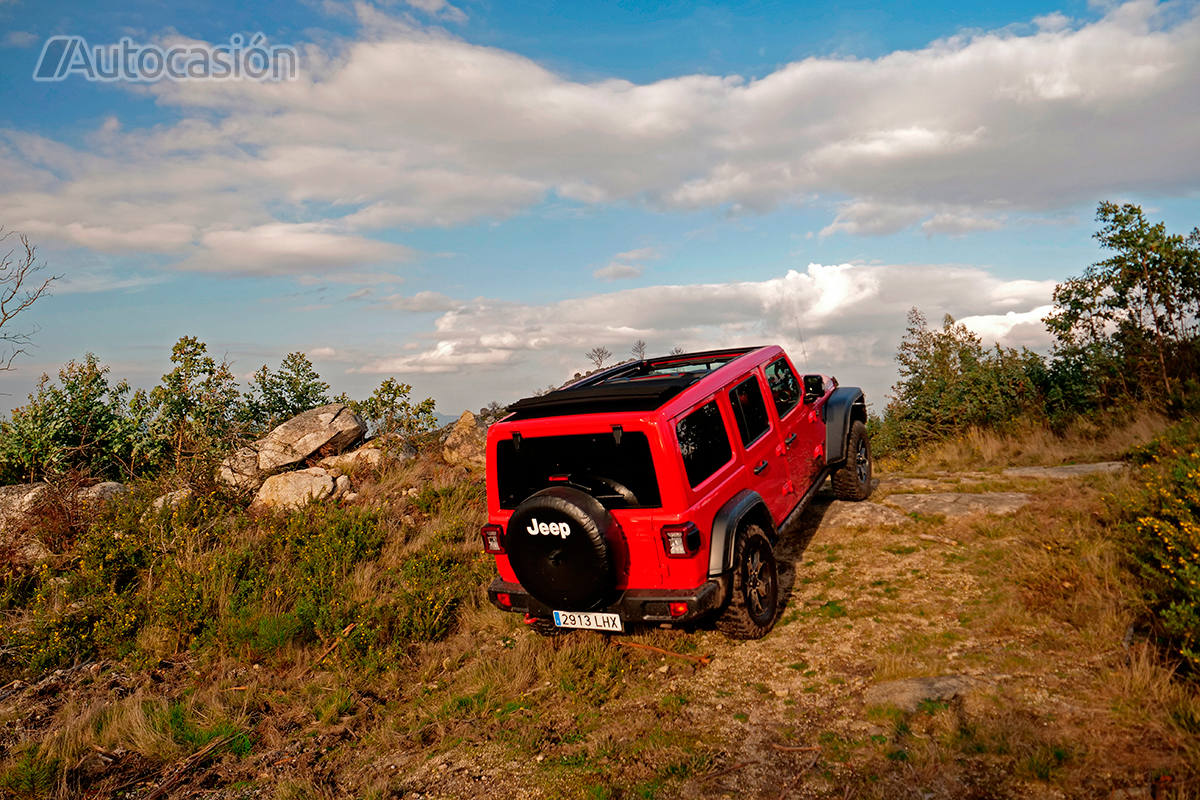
[1,0,1196,271]
[593,246,660,281]
[377,290,459,311]
[353,262,1059,405]
[184,223,414,275]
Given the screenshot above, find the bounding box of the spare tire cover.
[506,486,618,611]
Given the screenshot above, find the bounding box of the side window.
[728,375,771,447]
[765,358,800,418]
[676,400,733,488]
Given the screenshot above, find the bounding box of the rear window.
[676,400,733,488]
[496,432,661,510]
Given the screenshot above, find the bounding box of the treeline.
[877,202,1200,452]
[0,336,436,485]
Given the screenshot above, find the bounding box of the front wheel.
[832,420,872,501]
[716,525,779,640]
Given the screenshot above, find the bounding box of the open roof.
[504,347,759,420]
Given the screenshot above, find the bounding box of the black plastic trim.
[488,577,724,624]
[824,387,866,465]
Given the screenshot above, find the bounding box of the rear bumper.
[487,576,726,625]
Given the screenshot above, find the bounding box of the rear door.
[726,371,791,522]
[763,355,812,492]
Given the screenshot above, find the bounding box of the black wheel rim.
[743,541,776,623]
[856,439,869,484]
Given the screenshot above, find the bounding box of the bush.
[879,309,1047,450]
[1124,421,1200,674]
[0,355,160,483]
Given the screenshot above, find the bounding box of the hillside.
[1,415,1197,799]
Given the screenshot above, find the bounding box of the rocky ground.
[1,457,1195,799]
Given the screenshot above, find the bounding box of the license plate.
[552,610,623,632]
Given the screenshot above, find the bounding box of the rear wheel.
[716,525,779,639]
[832,420,872,501]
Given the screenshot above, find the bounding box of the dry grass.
[881,409,1170,473]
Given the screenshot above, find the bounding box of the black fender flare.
[708,490,774,577]
[824,387,867,465]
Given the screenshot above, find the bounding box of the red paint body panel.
[484,345,836,593]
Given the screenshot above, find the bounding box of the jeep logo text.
[526,518,571,538]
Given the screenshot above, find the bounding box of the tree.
[1045,202,1200,400]
[882,308,1045,447]
[631,339,647,360]
[669,346,684,355]
[0,229,57,370]
[0,355,157,482]
[149,336,242,467]
[242,351,330,430]
[348,377,437,440]
[585,346,612,369]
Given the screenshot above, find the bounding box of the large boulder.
[0,483,49,522]
[249,467,336,512]
[75,481,129,504]
[217,403,367,490]
[443,411,486,469]
[320,439,417,475]
[0,484,52,565]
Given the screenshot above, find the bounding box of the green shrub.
[1124,421,1200,673]
[0,355,161,483]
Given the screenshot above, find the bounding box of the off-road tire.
[716,525,779,639]
[832,420,872,501]
[506,486,618,611]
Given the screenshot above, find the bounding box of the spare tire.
[506,486,618,611]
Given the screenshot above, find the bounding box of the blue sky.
[1,0,1198,416]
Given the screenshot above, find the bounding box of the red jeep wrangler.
[481,345,872,639]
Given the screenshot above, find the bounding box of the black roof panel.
[505,346,760,420]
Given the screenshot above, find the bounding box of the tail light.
[480,524,505,554]
[660,522,701,558]
[496,592,513,608]
[668,601,689,618]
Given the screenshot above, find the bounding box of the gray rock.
[883,492,1031,518]
[217,403,367,490]
[443,411,486,469]
[141,488,195,523]
[0,483,49,520]
[863,675,975,712]
[1002,461,1124,479]
[74,482,129,504]
[216,446,261,491]
[819,500,909,529]
[318,438,415,474]
[334,474,352,498]
[256,403,366,471]
[249,467,336,512]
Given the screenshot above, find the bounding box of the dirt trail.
[2,464,1192,800]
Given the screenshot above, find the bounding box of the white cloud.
[593,262,643,280]
[400,0,467,23]
[187,223,413,275]
[593,245,660,280]
[1,0,1196,268]
[378,290,458,311]
[2,31,38,48]
[352,262,1058,405]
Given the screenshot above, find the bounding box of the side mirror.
[802,374,824,404]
